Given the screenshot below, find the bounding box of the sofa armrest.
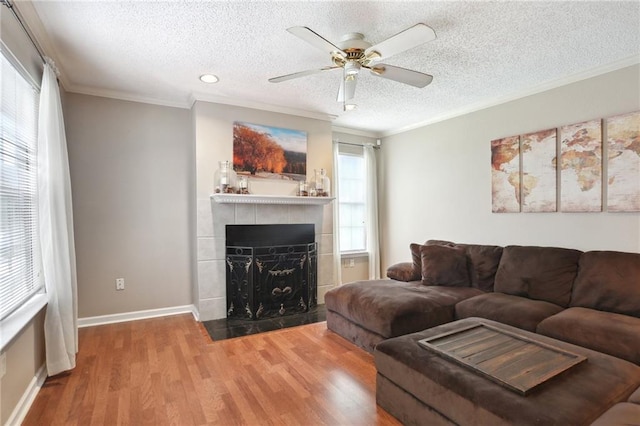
[386,262,420,282]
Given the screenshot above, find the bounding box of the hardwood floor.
[23,314,400,425]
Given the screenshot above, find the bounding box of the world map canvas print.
[491,136,520,213]
[560,120,602,212]
[521,129,557,212]
[607,111,640,212]
[491,111,638,213]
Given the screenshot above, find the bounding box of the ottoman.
[375,318,640,425]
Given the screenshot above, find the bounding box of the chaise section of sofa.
[325,240,502,352]
[325,279,483,352]
[455,245,582,331]
[537,250,640,365]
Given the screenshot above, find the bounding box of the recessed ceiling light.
[200,74,219,83]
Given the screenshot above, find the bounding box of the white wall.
[380,64,640,269]
[64,93,193,318]
[193,101,335,320]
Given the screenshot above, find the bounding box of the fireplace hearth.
[225,224,317,320]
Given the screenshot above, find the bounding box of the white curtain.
[364,145,380,279]
[332,142,342,286]
[38,60,78,376]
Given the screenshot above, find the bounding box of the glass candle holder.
[214,160,237,193]
[238,175,249,194]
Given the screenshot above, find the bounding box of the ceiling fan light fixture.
[344,61,361,76]
[199,74,219,83]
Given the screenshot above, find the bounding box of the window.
[337,150,366,253]
[0,50,42,320]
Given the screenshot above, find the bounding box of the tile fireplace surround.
[195,194,335,321]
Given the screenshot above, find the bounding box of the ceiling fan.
[269,23,437,110]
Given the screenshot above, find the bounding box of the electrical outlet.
[342,258,356,268]
[0,352,6,379]
[116,278,125,291]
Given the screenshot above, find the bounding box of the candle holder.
[237,175,249,194]
[314,169,330,197]
[214,160,237,194]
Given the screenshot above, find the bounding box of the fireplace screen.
[225,224,317,320]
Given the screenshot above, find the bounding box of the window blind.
[0,49,42,320]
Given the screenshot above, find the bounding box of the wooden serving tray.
[418,322,587,395]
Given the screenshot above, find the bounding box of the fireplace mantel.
[211,193,334,205]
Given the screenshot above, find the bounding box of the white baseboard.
[78,304,197,328]
[5,363,47,426]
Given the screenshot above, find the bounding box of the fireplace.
[225,224,317,320]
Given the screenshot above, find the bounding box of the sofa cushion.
[570,250,640,317]
[455,292,564,332]
[324,279,483,338]
[461,244,503,292]
[420,244,469,287]
[630,386,640,404]
[410,243,422,277]
[425,240,503,292]
[590,403,640,426]
[537,307,640,365]
[386,262,419,282]
[494,245,582,307]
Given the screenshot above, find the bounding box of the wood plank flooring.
[23,314,400,425]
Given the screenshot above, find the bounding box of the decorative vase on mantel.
[214,160,237,194]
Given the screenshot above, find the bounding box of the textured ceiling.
[27,1,640,135]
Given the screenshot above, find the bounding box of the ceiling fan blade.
[370,64,433,88]
[364,23,436,61]
[269,66,339,83]
[287,26,345,56]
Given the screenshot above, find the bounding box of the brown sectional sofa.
[324,239,640,424]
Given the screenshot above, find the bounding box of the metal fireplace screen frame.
[225,224,317,320]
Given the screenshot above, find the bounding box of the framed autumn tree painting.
[233,122,307,182]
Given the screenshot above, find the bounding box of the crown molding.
[381,55,640,138]
[331,126,381,138]
[190,92,338,122]
[66,84,191,109]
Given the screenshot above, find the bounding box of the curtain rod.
[335,141,380,150]
[1,0,46,64]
